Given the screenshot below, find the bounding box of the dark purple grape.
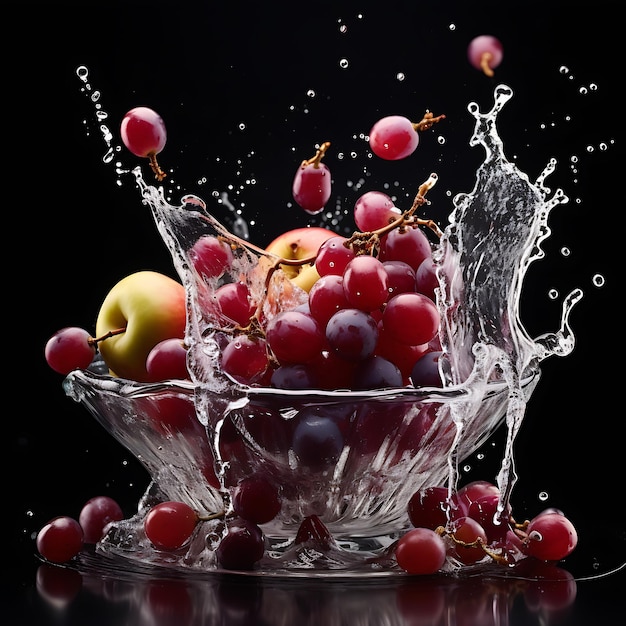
[352,355,403,390]
[232,475,281,524]
[410,350,443,387]
[216,517,265,570]
[325,308,378,361]
[292,409,345,468]
[270,364,317,390]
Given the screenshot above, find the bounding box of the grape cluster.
[208,182,447,392]
[396,480,578,574]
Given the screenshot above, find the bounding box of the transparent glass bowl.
[64,364,539,574]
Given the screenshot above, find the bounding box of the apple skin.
[265,226,335,292]
[95,270,187,381]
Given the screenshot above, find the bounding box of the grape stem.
[436,525,511,566]
[198,174,442,342]
[480,52,495,77]
[148,153,167,181]
[300,141,331,169]
[412,111,446,132]
[89,327,126,348]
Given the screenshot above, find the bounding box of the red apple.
[265,226,335,292]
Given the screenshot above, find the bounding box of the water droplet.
[590,83,598,91]
[599,142,608,151]
[238,123,246,131]
[538,491,549,501]
[579,86,588,95]
[592,273,605,287]
[339,58,349,69]
[90,91,101,103]
[559,65,569,75]
[548,289,559,300]
[437,136,446,144]
[307,89,316,98]
[586,145,594,153]
[339,24,347,34]
[570,155,578,163]
[449,23,456,31]
[396,72,405,81]
[560,247,571,257]
[476,453,484,460]
[463,464,471,472]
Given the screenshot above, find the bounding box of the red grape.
[308,274,350,326]
[342,255,389,311]
[467,35,504,77]
[292,142,332,215]
[144,501,198,551]
[448,516,488,565]
[407,486,451,530]
[214,281,256,326]
[379,225,432,270]
[232,475,281,524]
[45,326,96,375]
[120,106,167,180]
[315,235,355,276]
[216,517,265,570]
[383,260,417,297]
[189,235,234,280]
[145,337,189,382]
[220,335,269,384]
[79,495,124,543]
[415,256,439,301]
[266,310,325,364]
[36,516,84,564]
[369,115,419,161]
[382,292,440,346]
[395,527,447,575]
[467,493,512,542]
[295,514,333,550]
[353,191,400,231]
[453,480,500,517]
[523,512,578,561]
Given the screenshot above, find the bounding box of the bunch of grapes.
[396,480,578,574]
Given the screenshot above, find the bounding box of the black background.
[7,1,624,624]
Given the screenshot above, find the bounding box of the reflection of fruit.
[95,270,186,381]
[265,226,335,291]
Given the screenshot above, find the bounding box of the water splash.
[64,81,583,572]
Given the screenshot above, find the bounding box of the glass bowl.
[63,364,539,574]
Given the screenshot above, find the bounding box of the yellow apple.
[95,270,187,381]
[265,226,335,292]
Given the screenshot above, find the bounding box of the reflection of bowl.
[64,365,539,574]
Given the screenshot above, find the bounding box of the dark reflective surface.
[9,1,623,625]
[7,553,624,626]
